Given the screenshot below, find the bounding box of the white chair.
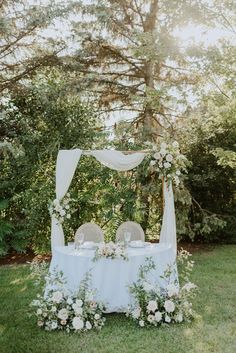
[75,223,104,243]
[116,221,145,243]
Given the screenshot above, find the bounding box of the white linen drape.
[51,149,82,250]
[159,180,177,255]
[90,150,146,171]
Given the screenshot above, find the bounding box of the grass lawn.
[0,245,236,353]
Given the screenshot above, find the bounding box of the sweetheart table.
[49,243,177,312]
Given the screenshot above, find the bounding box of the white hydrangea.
[164,300,175,313]
[72,317,84,330]
[154,311,162,322]
[57,308,68,321]
[67,297,73,305]
[147,300,158,312]
[52,291,63,303]
[86,321,92,330]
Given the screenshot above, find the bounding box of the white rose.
[60,209,66,217]
[132,307,141,319]
[147,314,155,323]
[166,154,173,162]
[72,317,84,330]
[154,311,162,322]
[66,214,71,219]
[94,314,100,320]
[164,300,175,313]
[164,162,171,169]
[172,141,179,148]
[161,142,167,149]
[139,320,145,327]
[36,308,42,315]
[51,306,57,312]
[86,321,92,330]
[65,205,70,210]
[175,312,183,323]
[167,284,179,297]
[52,291,63,303]
[37,320,44,327]
[58,308,68,321]
[165,314,171,323]
[76,299,83,307]
[147,300,158,312]
[150,160,156,167]
[53,199,60,206]
[176,170,181,176]
[153,152,161,160]
[51,321,58,330]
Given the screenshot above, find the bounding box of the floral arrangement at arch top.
[149,141,188,186]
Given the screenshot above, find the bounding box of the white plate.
[129,241,145,248]
[80,242,97,250]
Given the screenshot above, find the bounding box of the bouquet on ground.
[127,250,197,327]
[93,241,128,261]
[30,263,106,332]
[149,141,188,186]
[48,192,74,224]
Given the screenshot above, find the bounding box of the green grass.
[0,245,236,353]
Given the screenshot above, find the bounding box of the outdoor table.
[49,243,177,312]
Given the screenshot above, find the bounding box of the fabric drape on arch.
[51,149,177,256]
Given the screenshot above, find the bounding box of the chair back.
[75,223,104,243]
[116,221,145,242]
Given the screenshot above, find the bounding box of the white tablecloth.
[48,243,177,312]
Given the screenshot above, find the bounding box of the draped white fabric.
[90,150,146,171]
[50,149,177,258]
[159,181,177,255]
[56,149,82,199]
[51,149,82,251]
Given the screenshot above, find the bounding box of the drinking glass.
[77,232,84,249]
[124,231,131,246]
[68,241,75,250]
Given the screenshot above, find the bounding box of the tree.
[0,0,78,93]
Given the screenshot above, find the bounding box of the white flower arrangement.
[30,265,106,333]
[93,242,128,262]
[48,193,73,224]
[127,250,197,327]
[149,141,188,186]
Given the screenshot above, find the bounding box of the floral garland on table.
[48,192,73,224]
[30,262,106,332]
[127,250,197,327]
[148,141,188,186]
[93,242,128,262]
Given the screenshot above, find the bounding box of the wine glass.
[77,232,84,249]
[124,231,131,247]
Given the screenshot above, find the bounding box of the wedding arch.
[50,149,177,256]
